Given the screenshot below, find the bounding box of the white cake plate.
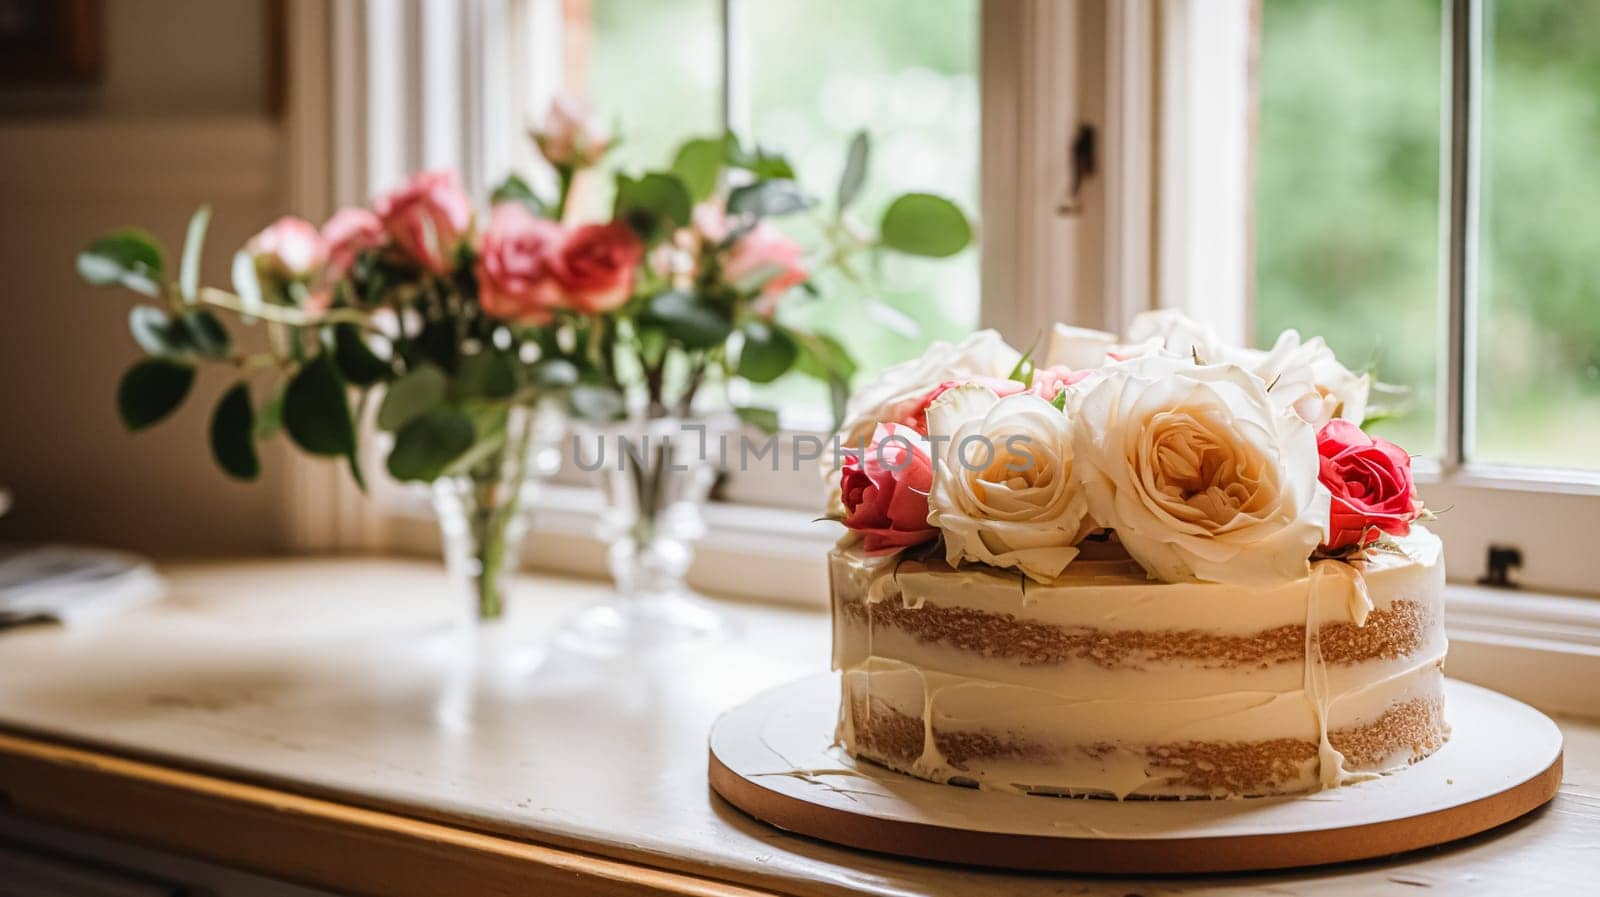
[708,674,1563,874]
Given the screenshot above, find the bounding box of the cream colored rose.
[1043,323,1119,370]
[1125,309,1224,363]
[836,330,1022,448]
[1230,329,1370,428]
[925,386,1092,583]
[1073,355,1329,584]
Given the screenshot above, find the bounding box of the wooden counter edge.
[0,730,783,897]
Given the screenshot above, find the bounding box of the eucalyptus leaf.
[179,205,211,304]
[735,406,781,434]
[117,359,194,431]
[614,172,692,241]
[332,323,390,387]
[231,249,264,320]
[453,350,517,400]
[736,321,799,384]
[283,354,355,456]
[526,357,579,390]
[640,291,732,351]
[880,193,973,258]
[728,179,812,218]
[210,381,259,480]
[129,306,186,358]
[179,308,231,359]
[836,131,870,210]
[376,364,448,431]
[386,410,475,482]
[77,229,165,297]
[672,137,724,202]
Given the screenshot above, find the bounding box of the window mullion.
[1441,0,1481,472]
[719,0,750,137]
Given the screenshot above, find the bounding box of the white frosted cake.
[826,312,1445,799]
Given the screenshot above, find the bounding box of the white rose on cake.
[1125,308,1226,363]
[925,384,1093,583]
[835,329,1023,447]
[1231,329,1370,428]
[1073,354,1330,584]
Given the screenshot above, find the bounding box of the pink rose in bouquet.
[374,170,473,275]
[321,207,386,280]
[839,424,939,555]
[549,222,642,314]
[722,222,807,314]
[475,203,567,324]
[247,216,327,280]
[1316,419,1420,550]
[532,95,612,169]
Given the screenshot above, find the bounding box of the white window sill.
[377,486,1600,716]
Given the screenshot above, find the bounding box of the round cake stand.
[708,674,1563,874]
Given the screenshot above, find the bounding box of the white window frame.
[282,0,1598,601]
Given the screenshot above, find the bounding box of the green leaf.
[490,173,549,215]
[1008,349,1035,387]
[179,308,231,359]
[614,172,692,241]
[836,131,870,211]
[179,205,211,304]
[283,354,355,456]
[210,381,259,480]
[735,406,781,434]
[570,383,626,421]
[453,350,517,400]
[231,249,264,320]
[671,137,724,203]
[117,359,194,431]
[723,136,796,179]
[727,179,812,218]
[640,291,732,351]
[736,321,799,383]
[77,229,165,297]
[793,331,858,382]
[880,193,973,258]
[255,386,285,440]
[332,323,390,387]
[386,410,475,482]
[376,364,448,431]
[129,306,187,358]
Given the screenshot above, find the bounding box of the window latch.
[1477,544,1523,589]
[1057,124,1096,217]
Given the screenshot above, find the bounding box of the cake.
[826,311,1445,799]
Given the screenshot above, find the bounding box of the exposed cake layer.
[830,528,1449,797]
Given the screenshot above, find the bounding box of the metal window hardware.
[1057,124,1097,217]
[1477,544,1523,589]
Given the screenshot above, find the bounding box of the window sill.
[379,486,1600,714]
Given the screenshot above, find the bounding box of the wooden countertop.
[0,558,1594,896]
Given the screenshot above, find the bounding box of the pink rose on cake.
[925,384,1093,582]
[1073,354,1330,584]
[1316,419,1420,550]
[838,424,939,556]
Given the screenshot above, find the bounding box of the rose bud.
[247,216,328,281]
[531,94,612,169]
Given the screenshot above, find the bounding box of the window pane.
[1474,1,1600,469]
[564,0,723,216]
[741,0,981,409]
[1254,0,1442,455]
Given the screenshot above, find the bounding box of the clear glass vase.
[431,401,565,623]
[558,415,732,654]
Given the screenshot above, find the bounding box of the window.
[1248,0,1600,595]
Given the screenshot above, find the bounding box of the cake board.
[707,674,1563,874]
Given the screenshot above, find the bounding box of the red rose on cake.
[838,424,939,556]
[1316,419,1420,550]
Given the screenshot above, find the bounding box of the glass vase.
[431,401,565,623]
[558,415,732,654]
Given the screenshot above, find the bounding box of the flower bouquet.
[77,96,975,636]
